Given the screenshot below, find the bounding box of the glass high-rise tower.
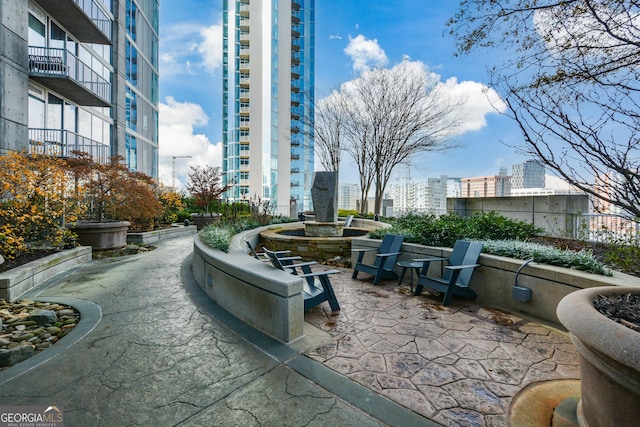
[222,0,315,215]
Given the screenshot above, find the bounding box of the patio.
[303,268,581,426]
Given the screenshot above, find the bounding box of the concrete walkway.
[0,235,581,426]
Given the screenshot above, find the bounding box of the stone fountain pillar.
[306,171,344,237]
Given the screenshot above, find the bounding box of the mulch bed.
[594,293,640,332]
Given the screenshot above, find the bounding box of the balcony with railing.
[29,46,111,107]
[239,47,251,57]
[29,128,110,163]
[33,0,112,45]
[239,3,250,16]
[239,74,250,86]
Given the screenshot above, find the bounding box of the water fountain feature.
[260,172,372,260]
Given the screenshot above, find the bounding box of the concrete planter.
[127,224,197,245]
[557,286,640,427]
[190,213,221,230]
[69,221,130,250]
[0,246,92,300]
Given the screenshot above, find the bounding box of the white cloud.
[160,22,223,78]
[438,77,507,133]
[198,24,223,73]
[344,34,388,73]
[158,97,222,190]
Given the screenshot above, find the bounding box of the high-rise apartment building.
[0,0,159,178]
[512,160,545,189]
[222,0,315,215]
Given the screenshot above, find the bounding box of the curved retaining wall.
[192,227,306,343]
[190,219,387,343]
[352,238,640,327]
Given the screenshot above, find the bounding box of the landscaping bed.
[0,299,79,369]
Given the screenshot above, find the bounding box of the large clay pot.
[68,221,130,250]
[557,286,640,427]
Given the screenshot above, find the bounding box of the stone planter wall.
[190,213,221,230]
[352,238,640,327]
[127,224,197,245]
[0,247,92,300]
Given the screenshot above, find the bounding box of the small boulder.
[28,309,58,326]
[0,345,34,368]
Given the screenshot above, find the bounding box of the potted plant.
[556,286,640,426]
[65,153,162,250]
[186,165,230,229]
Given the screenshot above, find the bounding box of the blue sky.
[158,1,542,189]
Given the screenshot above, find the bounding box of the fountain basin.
[259,226,369,261]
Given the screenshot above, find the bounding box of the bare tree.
[340,61,461,215]
[311,91,346,173]
[449,0,640,217]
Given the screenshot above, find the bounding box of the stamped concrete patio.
[303,269,581,427]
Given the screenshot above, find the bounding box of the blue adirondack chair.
[352,234,404,285]
[263,248,341,312]
[413,240,483,306]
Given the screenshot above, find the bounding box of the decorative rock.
[45,326,61,335]
[0,345,35,368]
[0,337,10,347]
[311,171,338,223]
[28,309,58,326]
[16,333,35,342]
[58,309,75,317]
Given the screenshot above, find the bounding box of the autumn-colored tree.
[64,153,162,231]
[186,165,231,214]
[0,152,83,260]
[157,187,185,224]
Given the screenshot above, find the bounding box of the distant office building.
[461,174,512,198]
[512,160,545,189]
[389,175,454,216]
[222,0,315,214]
[0,1,159,178]
[358,197,393,216]
[338,183,359,211]
[446,177,462,198]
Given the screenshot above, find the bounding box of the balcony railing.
[29,128,110,164]
[29,46,111,107]
[33,0,112,45]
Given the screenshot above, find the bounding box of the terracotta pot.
[557,286,640,427]
[69,221,130,250]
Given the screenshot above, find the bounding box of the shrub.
[370,212,542,247]
[480,239,611,276]
[0,152,82,260]
[603,241,640,276]
[158,189,185,224]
